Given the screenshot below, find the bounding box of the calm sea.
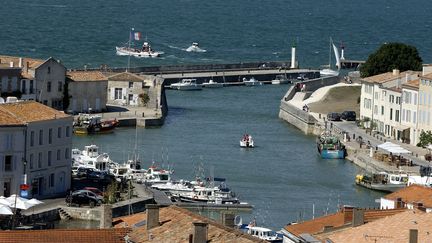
[1,0,431,69]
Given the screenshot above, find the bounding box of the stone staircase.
[58,208,72,220]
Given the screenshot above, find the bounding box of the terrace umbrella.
[6,195,34,210]
[27,198,43,205]
[0,205,13,215]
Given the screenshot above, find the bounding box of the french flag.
[134,32,141,41]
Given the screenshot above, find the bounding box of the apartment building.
[0,101,72,198]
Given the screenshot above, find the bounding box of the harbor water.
[73,85,384,229]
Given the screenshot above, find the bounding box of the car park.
[341,111,356,121]
[65,189,103,207]
[327,112,342,121]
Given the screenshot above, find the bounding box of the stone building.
[0,55,66,110]
[0,101,72,198]
[0,62,21,97]
[66,71,108,113]
[107,72,161,107]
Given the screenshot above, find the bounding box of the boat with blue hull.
[317,131,346,159]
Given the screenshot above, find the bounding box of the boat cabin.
[247,226,277,239]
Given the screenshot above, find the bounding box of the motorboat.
[73,114,118,135]
[202,79,223,88]
[355,171,409,192]
[116,42,163,58]
[316,131,346,159]
[140,164,173,185]
[240,134,254,148]
[243,77,263,86]
[186,42,206,52]
[271,75,291,85]
[170,79,202,90]
[71,145,113,172]
[173,179,240,204]
[237,218,283,242]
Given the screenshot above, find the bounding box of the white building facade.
[0,101,72,198]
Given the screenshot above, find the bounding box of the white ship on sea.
[116,29,163,58]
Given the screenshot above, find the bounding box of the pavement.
[289,82,432,172]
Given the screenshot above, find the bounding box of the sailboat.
[320,38,341,77]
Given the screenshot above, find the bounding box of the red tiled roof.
[0,228,131,243]
[67,71,108,82]
[284,207,406,237]
[114,205,265,243]
[362,71,420,84]
[0,101,70,126]
[384,184,432,208]
[321,210,431,243]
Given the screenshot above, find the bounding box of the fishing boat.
[355,171,409,192]
[116,29,163,58]
[170,79,202,90]
[240,134,254,148]
[320,37,341,77]
[73,114,118,135]
[202,79,223,88]
[316,131,346,159]
[243,77,263,86]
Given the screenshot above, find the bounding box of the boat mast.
[127,28,133,72]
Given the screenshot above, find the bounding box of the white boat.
[140,164,172,185]
[170,79,202,90]
[71,145,113,172]
[243,77,263,86]
[320,37,341,77]
[355,171,409,192]
[240,134,254,148]
[116,42,163,58]
[202,79,223,88]
[247,226,282,242]
[174,180,240,204]
[271,75,291,85]
[186,42,206,52]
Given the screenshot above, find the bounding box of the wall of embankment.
[278,76,340,134]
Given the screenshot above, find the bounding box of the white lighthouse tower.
[340,42,345,60]
[290,39,296,69]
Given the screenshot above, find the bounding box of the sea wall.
[279,76,340,134]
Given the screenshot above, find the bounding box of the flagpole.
[127,28,133,72]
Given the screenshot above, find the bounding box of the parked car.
[327,112,342,121]
[65,190,103,207]
[83,187,104,196]
[87,170,115,183]
[341,111,357,121]
[76,167,94,178]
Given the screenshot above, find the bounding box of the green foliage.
[360,43,422,78]
[104,181,119,204]
[416,130,432,148]
[139,92,150,106]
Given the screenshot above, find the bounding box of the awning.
[378,142,412,155]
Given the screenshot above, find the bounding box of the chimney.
[393,69,400,76]
[146,204,160,230]
[342,205,354,224]
[19,58,23,68]
[24,61,29,73]
[352,208,364,227]
[413,202,426,212]
[221,213,235,228]
[99,204,112,229]
[322,225,334,233]
[192,222,208,243]
[409,229,418,243]
[9,61,13,68]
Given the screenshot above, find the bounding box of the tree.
[360,43,422,77]
[139,92,150,106]
[416,130,432,148]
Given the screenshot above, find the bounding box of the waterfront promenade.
[285,82,431,174]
